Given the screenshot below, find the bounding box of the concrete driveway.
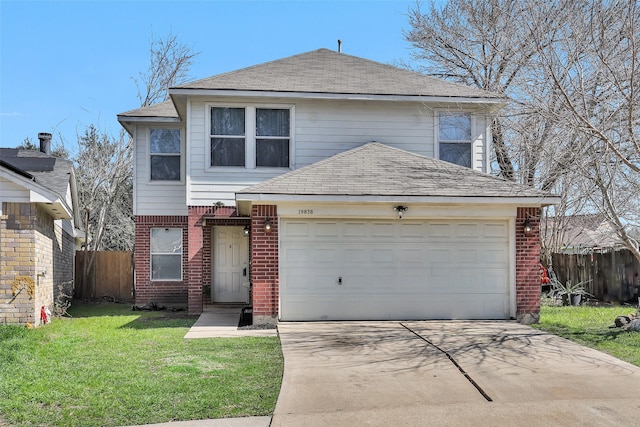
[272,321,640,426]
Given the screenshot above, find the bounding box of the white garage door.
[280,219,511,321]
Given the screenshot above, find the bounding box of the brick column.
[187,207,204,314]
[515,207,541,324]
[251,205,278,325]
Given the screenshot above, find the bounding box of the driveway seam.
[400,322,493,402]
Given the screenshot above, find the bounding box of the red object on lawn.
[40,305,48,324]
[540,263,551,284]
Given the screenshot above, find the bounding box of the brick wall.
[1,203,37,324]
[0,202,72,326]
[251,205,279,325]
[53,222,75,303]
[516,207,542,324]
[34,206,54,324]
[135,209,251,314]
[134,215,188,307]
[187,206,250,314]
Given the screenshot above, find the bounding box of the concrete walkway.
[183,306,277,338]
[272,321,640,426]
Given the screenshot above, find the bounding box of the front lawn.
[0,303,283,427]
[533,304,640,367]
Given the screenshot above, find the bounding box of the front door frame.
[212,225,250,303]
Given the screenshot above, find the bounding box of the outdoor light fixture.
[264,217,272,234]
[243,225,250,237]
[394,205,408,219]
[523,219,533,236]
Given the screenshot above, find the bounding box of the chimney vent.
[338,39,342,53]
[38,132,52,155]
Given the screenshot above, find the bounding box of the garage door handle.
[337,276,342,285]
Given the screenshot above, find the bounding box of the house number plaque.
[298,209,314,215]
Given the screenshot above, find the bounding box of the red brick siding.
[515,207,541,320]
[251,205,279,320]
[134,215,188,306]
[186,206,250,314]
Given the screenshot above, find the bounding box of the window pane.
[211,138,245,166]
[440,142,472,168]
[151,254,181,280]
[439,113,471,141]
[257,139,289,167]
[256,109,290,136]
[211,107,245,135]
[150,228,182,253]
[151,156,180,181]
[150,129,181,153]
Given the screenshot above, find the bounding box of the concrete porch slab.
[184,306,278,338]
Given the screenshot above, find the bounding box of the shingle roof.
[177,48,504,99]
[238,143,554,200]
[0,148,74,199]
[118,99,179,119]
[118,49,507,121]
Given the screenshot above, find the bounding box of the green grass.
[0,303,283,427]
[533,304,640,367]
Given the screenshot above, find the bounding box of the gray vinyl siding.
[133,97,489,212]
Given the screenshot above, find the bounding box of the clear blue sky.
[0,0,424,150]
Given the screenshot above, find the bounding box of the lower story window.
[150,228,182,280]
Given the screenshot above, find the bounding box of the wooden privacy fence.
[551,249,640,303]
[75,251,133,301]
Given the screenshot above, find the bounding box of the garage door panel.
[371,222,395,237]
[343,221,367,237]
[456,223,479,238]
[484,222,508,238]
[280,219,511,321]
[399,222,424,237]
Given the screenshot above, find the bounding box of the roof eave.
[168,88,508,106]
[117,115,182,135]
[235,193,561,207]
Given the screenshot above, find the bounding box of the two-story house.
[118,48,558,325]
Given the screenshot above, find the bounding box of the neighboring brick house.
[0,134,82,325]
[118,48,558,325]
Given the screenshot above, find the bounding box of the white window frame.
[435,111,475,169]
[150,227,183,281]
[148,127,184,184]
[205,103,294,172]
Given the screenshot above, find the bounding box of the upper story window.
[211,107,246,166]
[209,105,292,169]
[438,112,472,168]
[150,128,181,181]
[256,108,290,167]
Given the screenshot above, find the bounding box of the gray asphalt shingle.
[0,148,73,200]
[177,48,504,99]
[238,143,553,199]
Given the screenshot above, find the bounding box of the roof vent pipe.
[337,39,342,53]
[38,132,52,155]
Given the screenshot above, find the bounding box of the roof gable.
[176,48,504,99]
[118,48,508,125]
[237,143,555,201]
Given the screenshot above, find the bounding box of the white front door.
[213,226,249,303]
